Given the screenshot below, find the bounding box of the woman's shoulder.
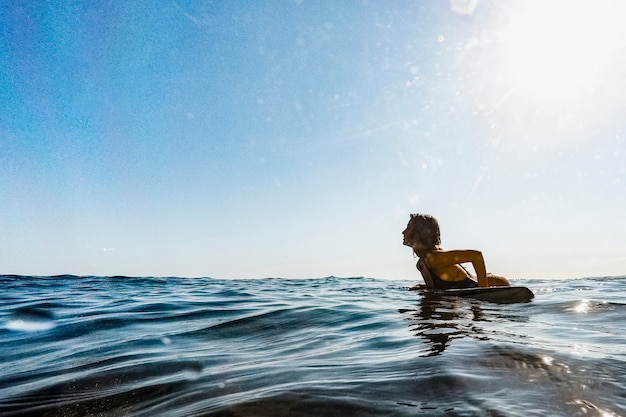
[424,248,446,261]
[426,248,482,266]
[428,248,481,257]
[423,250,446,268]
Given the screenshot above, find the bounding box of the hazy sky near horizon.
[2,0,626,280]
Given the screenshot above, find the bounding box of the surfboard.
[427,286,534,303]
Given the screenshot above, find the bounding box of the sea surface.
[1,275,625,417]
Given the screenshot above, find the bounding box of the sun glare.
[503,1,626,101]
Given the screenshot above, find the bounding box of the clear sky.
[2,0,626,280]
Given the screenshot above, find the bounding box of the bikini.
[428,265,478,289]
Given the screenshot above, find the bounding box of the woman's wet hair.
[408,213,441,248]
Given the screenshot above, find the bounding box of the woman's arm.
[416,258,435,288]
[426,250,489,287]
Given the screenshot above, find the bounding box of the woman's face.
[402,219,414,246]
[403,218,428,251]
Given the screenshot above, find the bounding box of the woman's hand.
[408,284,427,291]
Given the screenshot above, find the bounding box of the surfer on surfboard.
[403,213,510,290]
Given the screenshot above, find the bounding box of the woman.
[403,213,510,290]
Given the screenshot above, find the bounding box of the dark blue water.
[1,275,625,416]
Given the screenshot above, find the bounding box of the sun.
[502,1,626,101]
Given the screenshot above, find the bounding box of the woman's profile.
[403,213,510,290]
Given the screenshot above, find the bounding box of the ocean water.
[1,275,625,417]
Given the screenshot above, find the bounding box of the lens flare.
[502,1,626,101]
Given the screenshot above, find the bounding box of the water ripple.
[1,275,626,416]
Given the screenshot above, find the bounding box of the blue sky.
[2,0,626,280]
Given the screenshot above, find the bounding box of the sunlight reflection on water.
[573,300,590,313]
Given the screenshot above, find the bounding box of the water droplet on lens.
[5,307,56,332]
[183,362,203,380]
